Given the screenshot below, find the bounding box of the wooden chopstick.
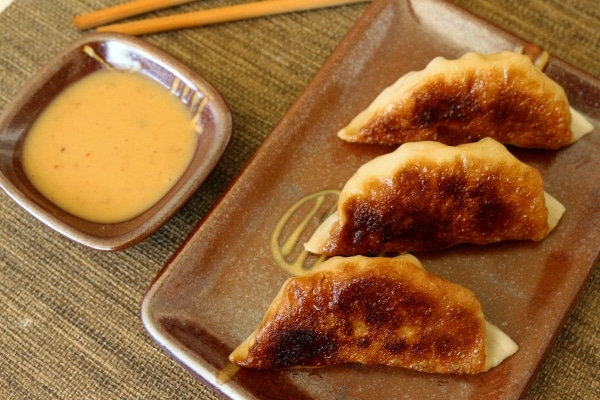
[96,0,370,36]
[74,0,197,30]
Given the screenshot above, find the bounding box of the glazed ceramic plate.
[0,33,231,250]
[141,0,600,398]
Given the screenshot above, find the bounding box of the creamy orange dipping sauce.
[22,69,198,223]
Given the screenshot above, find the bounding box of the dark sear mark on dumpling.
[305,138,565,256]
[338,52,593,149]
[229,255,519,374]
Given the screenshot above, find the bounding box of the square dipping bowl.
[0,33,232,250]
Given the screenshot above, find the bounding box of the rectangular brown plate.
[141,0,600,398]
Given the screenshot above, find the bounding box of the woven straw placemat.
[0,1,598,399]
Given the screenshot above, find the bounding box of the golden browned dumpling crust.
[337,52,589,149]
[305,139,560,256]
[229,255,488,373]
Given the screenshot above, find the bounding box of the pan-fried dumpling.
[229,254,519,373]
[338,51,593,149]
[305,138,565,256]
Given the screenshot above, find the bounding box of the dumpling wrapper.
[338,51,594,149]
[229,254,518,374]
[305,138,565,256]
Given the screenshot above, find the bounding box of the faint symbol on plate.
[82,45,142,72]
[82,45,207,135]
[170,77,208,135]
[270,189,340,276]
[514,43,550,70]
